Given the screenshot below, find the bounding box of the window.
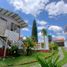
[11,23,18,31]
[11,23,14,31]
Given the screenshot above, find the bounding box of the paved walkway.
[62,64,67,67]
[62,48,67,67]
[58,47,64,61]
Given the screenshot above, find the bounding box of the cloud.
[29,25,32,28]
[37,20,47,30]
[24,20,28,23]
[48,25,63,32]
[23,36,27,40]
[7,0,49,16]
[21,28,30,31]
[52,35,56,38]
[45,0,67,17]
[37,20,47,26]
[38,26,45,30]
[38,32,42,36]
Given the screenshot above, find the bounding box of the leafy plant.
[37,54,61,67]
[10,45,19,57]
[42,28,47,36]
[41,43,44,48]
[23,37,36,56]
[49,42,58,51]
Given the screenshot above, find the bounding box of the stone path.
[62,64,67,67]
[62,48,67,67]
[58,47,64,61]
[58,47,67,67]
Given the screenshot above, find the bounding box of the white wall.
[64,33,67,47]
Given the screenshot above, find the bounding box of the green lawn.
[0,52,52,67]
[0,49,64,67]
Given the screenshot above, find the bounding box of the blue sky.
[0,0,67,41]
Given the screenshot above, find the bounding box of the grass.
[0,52,52,67]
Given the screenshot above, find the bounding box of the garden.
[0,47,67,67]
[0,20,67,67]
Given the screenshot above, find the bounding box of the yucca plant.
[37,54,61,67]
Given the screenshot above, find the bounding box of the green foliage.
[10,45,19,57]
[24,37,35,47]
[37,54,61,67]
[48,35,52,42]
[49,42,58,51]
[42,28,47,36]
[23,37,36,56]
[32,20,38,42]
[41,43,44,48]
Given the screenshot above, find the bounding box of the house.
[53,38,64,46]
[0,8,27,57]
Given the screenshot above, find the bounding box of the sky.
[0,0,67,42]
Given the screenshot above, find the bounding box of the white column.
[44,36,49,50]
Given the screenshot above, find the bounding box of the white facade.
[64,33,67,47]
[44,36,49,50]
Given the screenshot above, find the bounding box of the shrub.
[23,37,36,56]
[49,42,58,51]
[10,45,19,57]
[41,43,44,48]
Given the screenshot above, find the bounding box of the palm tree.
[42,28,49,50]
[42,28,47,36]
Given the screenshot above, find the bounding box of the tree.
[32,20,38,43]
[42,28,47,36]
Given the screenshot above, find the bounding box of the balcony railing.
[4,29,19,42]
